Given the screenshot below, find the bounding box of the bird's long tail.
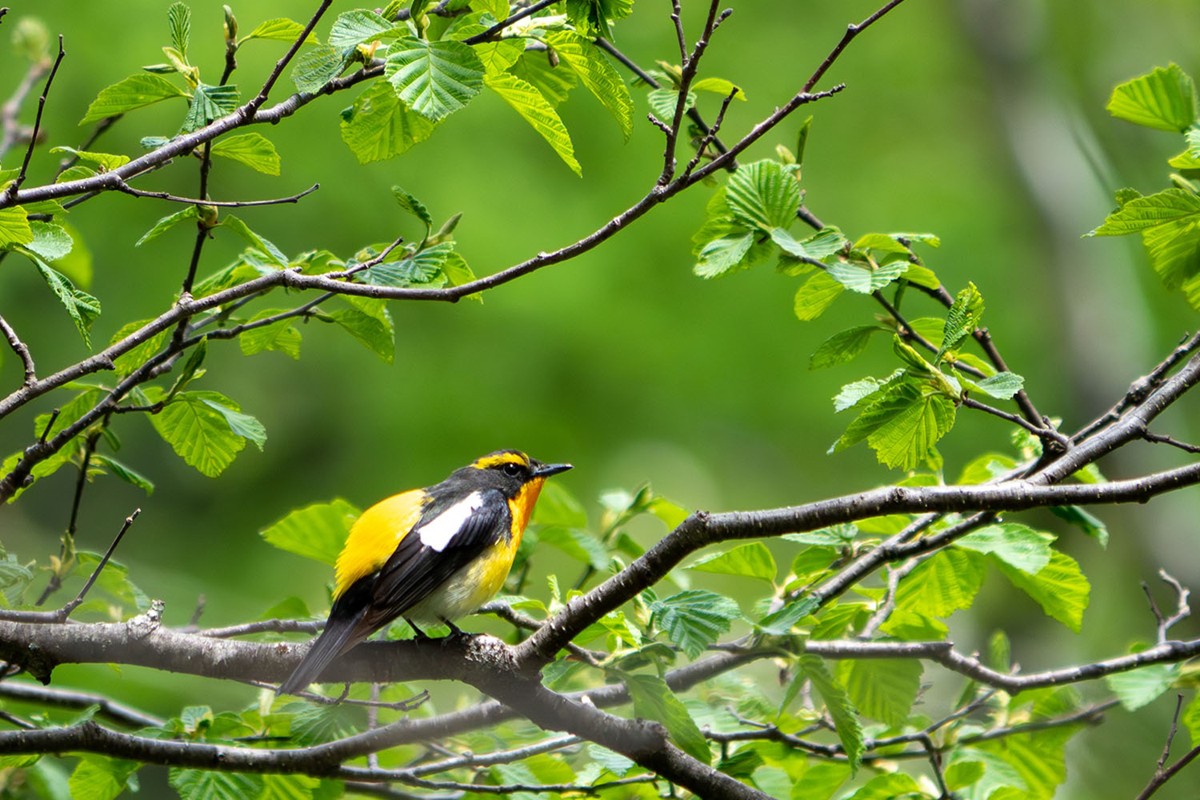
[278,607,368,695]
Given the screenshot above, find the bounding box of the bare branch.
[0,314,35,386]
[0,36,63,205]
[111,179,320,208]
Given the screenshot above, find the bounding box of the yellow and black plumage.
[278,450,571,695]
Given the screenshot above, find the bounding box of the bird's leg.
[441,618,468,639]
[406,617,431,641]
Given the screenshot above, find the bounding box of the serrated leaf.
[136,206,198,247]
[339,80,436,164]
[975,726,1077,800]
[259,773,319,800]
[834,380,956,471]
[841,772,921,800]
[29,257,101,347]
[626,673,710,763]
[773,226,848,262]
[1105,662,1178,711]
[239,311,302,359]
[996,550,1089,632]
[687,542,776,583]
[833,373,896,412]
[757,595,818,635]
[0,206,33,248]
[1088,188,1200,239]
[220,214,288,266]
[47,146,130,171]
[510,51,577,106]
[169,768,263,800]
[242,18,317,44]
[168,2,191,59]
[210,132,281,175]
[647,87,695,121]
[693,233,754,278]
[973,371,1024,399]
[1048,505,1108,548]
[386,37,484,121]
[565,0,633,39]
[291,46,347,94]
[650,589,741,657]
[202,397,266,450]
[81,74,189,124]
[328,9,394,49]
[26,221,73,262]
[91,454,155,495]
[691,76,745,100]
[328,302,395,362]
[1106,63,1198,132]
[359,243,449,287]
[181,83,240,133]
[939,281,984,358]
[827,259,907,294]
[892,548,985,620]
[146,389,253,477]
[794,270,844,321]
[546,30,633,140]
[725,160,801,233]
[956,523,1053,574]
[260,499,359,566]
[842,658,922,727]
[809,326,879,370]
[392,185,432,229]
[69,756,138,800]
[485,71,580,176]
[798,655,863,770]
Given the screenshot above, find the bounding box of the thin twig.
[112,179,319,208]
[0,49,50,160]
[462,0,559,44]
[0,315,35,386]
[0,37,64,205]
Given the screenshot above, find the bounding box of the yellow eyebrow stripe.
[334,489,426,599]
[471,451,529,470]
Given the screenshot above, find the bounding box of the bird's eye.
[501,462,524,478]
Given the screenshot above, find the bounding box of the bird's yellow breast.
[334,489,426,599]
[406,535,520,622]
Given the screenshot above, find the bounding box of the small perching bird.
[278,450,572,695]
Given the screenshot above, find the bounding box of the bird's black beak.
[533,461,573,478]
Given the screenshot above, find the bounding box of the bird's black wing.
[360,487,509,631]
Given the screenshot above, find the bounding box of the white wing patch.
[417,491,484,552]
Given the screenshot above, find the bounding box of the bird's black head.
[462,450,573,497]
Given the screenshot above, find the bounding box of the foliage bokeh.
[2,1,1200,796]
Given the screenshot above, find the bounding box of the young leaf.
[995,550,1090,632]
[809,326,880,370]
[202,396,267,450]
[773,226,848,261]
[692,76,746,100]
[182,84,241,133]
[241,17,317,44]
[220,214,288,266]
[146,389,258,477]
[687,542,777,584]
[798,655,863,770]
[647,88,695,121]
[392,185,433,231]
[724,160,801,233]
[545,30,633,140]
[1105,662,1178,711]
[168,2,191,58]
[1106,63,1198,132]
[564,0,634,39]
[291,46,348,94]
[484,72,581,176]
[47,147,130,171]
[0,206,34,248]
[169,769,263,800]
[757,595,818,635]
[892,548,985,620]
[626,673,711,763]
[833,380,956,471]
[693,233,755,278]
[90,454,155,495]
[649,589,741,657]
[29,257,101,347]
[794,270,844,321]
[81,74,189,123]
[1088,188,1200,239]
[328,300,395,362]
[956,523,1053,575]
[69,756,138,800]
[339,81,436,164]
[842,658,922,727]
[136,207,198,247]
[328,9,394,49]
[386,37,485,122]
[826,259,907,294]
[260,499,359,565]
[210,133,281,175]
[939,281,984,358]
[239,312,302,359]
[26,221,73,262]
[973,371,1024,399]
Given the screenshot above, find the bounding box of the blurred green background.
[3,0,1200,796]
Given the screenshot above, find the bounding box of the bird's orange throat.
[507,477,546,545]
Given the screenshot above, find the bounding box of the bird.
[278,449,571,695]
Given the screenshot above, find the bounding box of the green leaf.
[340,81,436,164]
[647,87,695,121]
[91,454,155,495]
[975,726,1077,800]
[260,499,359,566]
[242,18,317,44]
[692,76,746,100]
[842,658,922,727]
[798,655,863,770]
[833,380,956,471]
[833,373,896,412]
[239,311,302,359]
[687,542,777,583]
[956,523,1053,574]
[1048,505,1109,548]
[26,221,73,262]
[29,257,101,347]
[809,326,879,370]
[69,756,138,800]
[291,46,347,94]
[1105,662,1178,711]
[841,772,921,800]
[650,590,740,658]
[81,73,189,123]
[939,281,984,358]
[892,548,985,620]
[328,299,395,362]
[973,371,1024,399]
[826,259,907,294]
[328,9,395,49]
[47,146,130,171]
[725,160,801,233]
[146,389,256,477]
[169,768,263,800]
[794,270,844,321]
[136,206,198,247]
[168,2,191,58]
[694,233,755,278]
[1089,188,1200,238]
[1183,693,1200,747]
[756,595,818,635]
[259,773,319,800]
[773,226,848,263]
[485,71,581,176]
[546,30,633,140]
[202,397,267,450]
[538,526,608,570]
[386,37,484,122]
[221,214,288,266]
[110,319,169,377]
[996,550,1090,632]
[182,83,241,133]
[392,185,433,230]
[565,0,633,39]
[626,673,710,763]
[211,133,281,175]
[0,206,33,248]
[1106,63,1198,132]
